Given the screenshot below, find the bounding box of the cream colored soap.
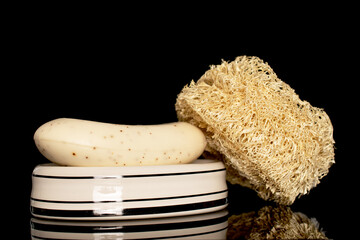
[34,118,207,166]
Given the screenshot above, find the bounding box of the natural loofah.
[175,56,335,205]
[227,205,328,239]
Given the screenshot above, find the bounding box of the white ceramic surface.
[31,159,228,220]
[31,209,228,240]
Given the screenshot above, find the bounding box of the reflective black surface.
[28,190,336,240]
[10,11,355,239]
[29,205,329,239]
[31,209,229,239]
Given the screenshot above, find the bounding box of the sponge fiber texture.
[175,56,335,205]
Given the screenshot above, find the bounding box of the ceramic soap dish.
[31,159,228,220]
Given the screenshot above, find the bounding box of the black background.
[6,5,357,239]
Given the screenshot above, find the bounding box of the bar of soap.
[34,118,207,166]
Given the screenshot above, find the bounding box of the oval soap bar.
[34,118,207,166]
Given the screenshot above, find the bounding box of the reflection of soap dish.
[31,209,228,239]
[31,159,228,220]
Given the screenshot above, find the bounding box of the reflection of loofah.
[227,205,328,239]
[176,56,335,205]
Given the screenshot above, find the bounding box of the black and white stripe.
[31,198,228,218]
[32,168,226,179]
[31,189,227,204]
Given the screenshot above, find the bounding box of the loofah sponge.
[227,205,328,239]
[175,56,335,205]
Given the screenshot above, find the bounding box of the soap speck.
[85,156,89,159]
[72,152,76,156]
[93,147,97,150]
[128,148,131,151]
